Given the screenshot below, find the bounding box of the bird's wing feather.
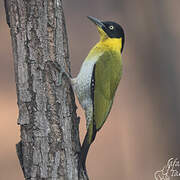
[93,50,123,130]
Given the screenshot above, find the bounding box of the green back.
[94,50,123,130]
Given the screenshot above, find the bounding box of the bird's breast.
[72,60,96,109]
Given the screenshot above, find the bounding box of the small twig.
[16,141,26,178]
[4,0,10,27]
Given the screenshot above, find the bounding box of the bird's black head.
[102,21,124,39]
[87,16,125,53]
[102,21,125,52]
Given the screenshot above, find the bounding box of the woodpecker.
[71,16,125,169]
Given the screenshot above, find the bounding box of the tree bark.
[4,0,88,179]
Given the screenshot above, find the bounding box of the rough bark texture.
[4,0,88,179]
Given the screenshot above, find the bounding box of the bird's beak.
[87,16,108,40]
[87,16,105,29]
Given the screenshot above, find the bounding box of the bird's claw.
[53,61,71,86]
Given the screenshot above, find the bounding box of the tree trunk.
[4,0,88,179]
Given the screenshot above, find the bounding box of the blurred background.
[1,0,180,179]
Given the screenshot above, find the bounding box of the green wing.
[94,50,123,130]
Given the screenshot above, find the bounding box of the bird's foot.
[53,61,71,86]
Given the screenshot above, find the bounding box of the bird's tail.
[79,125,97,170]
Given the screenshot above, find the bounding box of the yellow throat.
[97,26,122,51]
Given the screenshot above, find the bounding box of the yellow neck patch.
[99,38,122,52]
[85,26,123,61]
[97,26,109,41]
[96,26,122,52]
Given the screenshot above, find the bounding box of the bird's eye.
[109,25,114,30]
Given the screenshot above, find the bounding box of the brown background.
[1,0,180,179]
